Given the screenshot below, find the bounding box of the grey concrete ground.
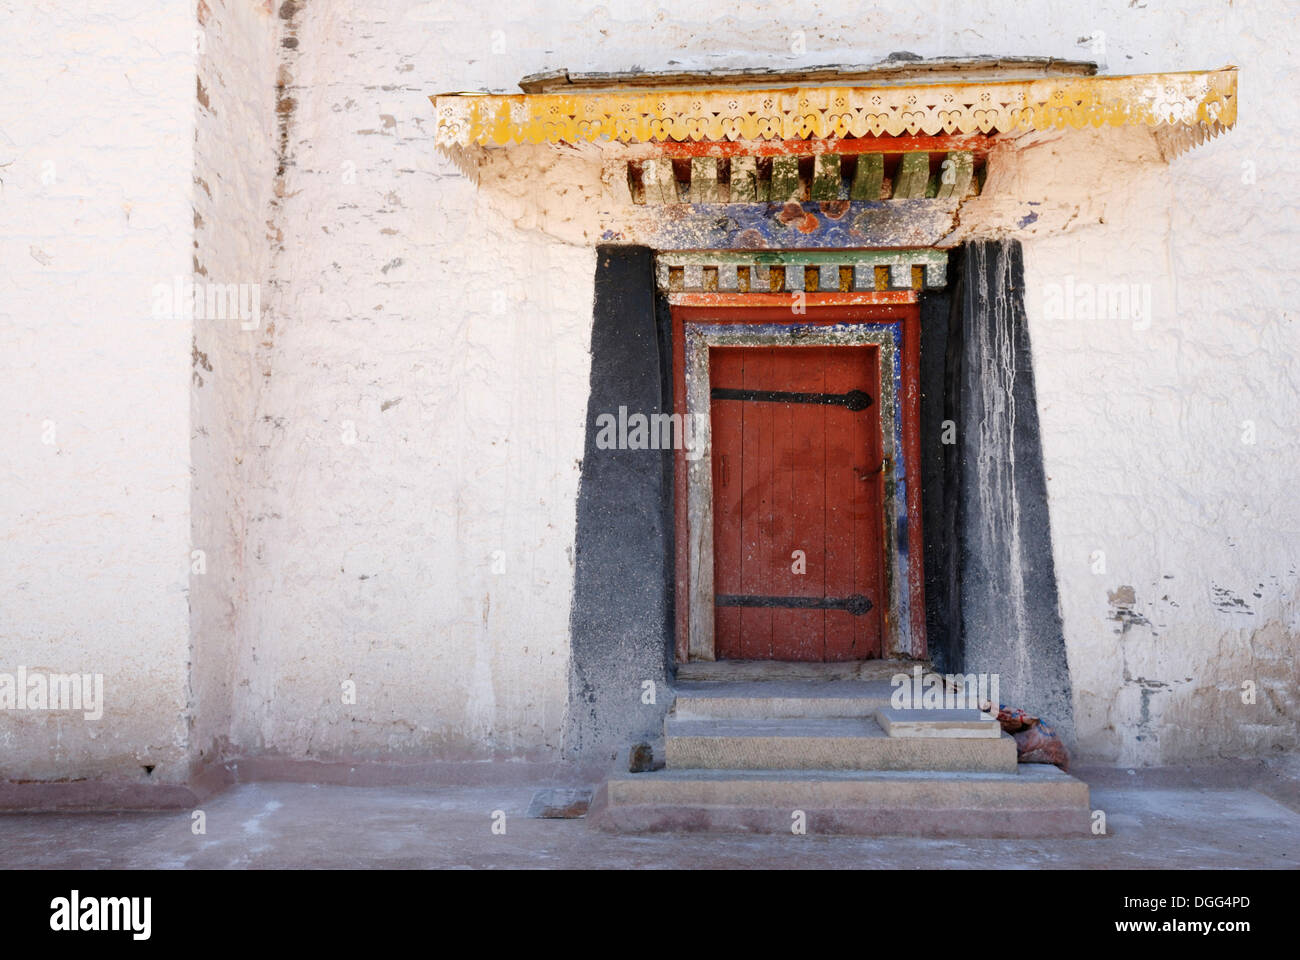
[2,765,1299,868]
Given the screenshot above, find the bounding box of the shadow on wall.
[925,240,1075,744]
[564,247,675,764]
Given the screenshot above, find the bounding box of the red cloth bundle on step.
[992,705,1070,772]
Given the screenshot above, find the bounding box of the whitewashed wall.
[2,0,1294,780]
[260,0,1293,765]
[0,2,196,781]
[191,0,283,770]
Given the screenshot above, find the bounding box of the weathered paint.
[617,134,997,159]
[851,153,884,201]
[731,155,758,202]
[626,143,982,205]
[616,199,968,250]
[668,291,918,307]
[957,241,1075,742]
[893,152,931,198]
[689,157,719,203]
[433,69,1238,147]
[656,249,947,292]
[646,156,676,203]
[566,247,670,759]
[812,154,841,201]
[936,151,975,200]
[771,156,801,203]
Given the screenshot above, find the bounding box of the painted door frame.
[671,298,926,663]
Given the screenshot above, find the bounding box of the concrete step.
[672,681,894,720]
[676,659,924,683]
[664,716,1018,773]
[588,765,1091,836]
[875,706,1002,738]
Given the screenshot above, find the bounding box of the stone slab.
[672,681,895,720]
[526,788,593,819]
[875,706,1002,738]
[676,659,928,683]
[589,765,1091,836]
[664,717,1018,772]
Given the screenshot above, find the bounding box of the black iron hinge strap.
[714,594,873,616]
[710,388,872,411]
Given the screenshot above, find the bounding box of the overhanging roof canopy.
[431,67,1236,150]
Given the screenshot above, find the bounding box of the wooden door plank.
[854,346,885,658]
[739,348,775,658]
[710,348,746,659]
[821,348,862,660]
[784,346,828,659]
[764,346,828,659]
[767,347,798,658]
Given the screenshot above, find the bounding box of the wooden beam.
[850,153,884,201]
[518,59,1100,93]
[811,154,841,201]
[771,156,801,202]
[730,155,757,202]
[935,150,974,199]
[690,157,719,203]
[436,69,1238,150]
[892,152,930,199]
[644,157,677,203]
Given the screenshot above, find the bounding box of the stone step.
[875,706,1002,738]
[676,659,924,683]
[672,681,894,720]
[588,765,1090,836]
[664,716,1018,772]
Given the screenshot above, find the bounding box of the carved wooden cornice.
[656,249,948,295]
[432,68,1236,149]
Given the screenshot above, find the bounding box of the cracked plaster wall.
[2,0,1295,779]
[262,0,1295,766]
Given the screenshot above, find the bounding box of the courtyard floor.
[2,762,1298,869]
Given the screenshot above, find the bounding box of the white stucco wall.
[1026,32,1300,761]
[191,0,283,768]
[2,0,1295,780]
[223,3,594,762]
[0,2,196,781]
[249,0,1296,765]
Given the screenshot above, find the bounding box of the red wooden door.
[710,345,885,661]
